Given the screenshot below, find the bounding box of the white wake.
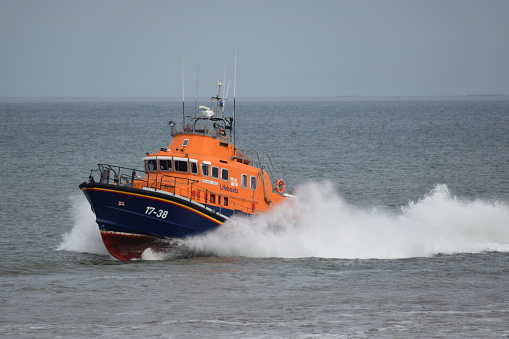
[59,183,509,259]
[184,183,509,259]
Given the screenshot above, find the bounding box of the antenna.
[233,46,237,145]
[223,64,227,102]
[194,60,200,115]
[225,80,231,102]
[181,54,185,126]
[233,46,237,100]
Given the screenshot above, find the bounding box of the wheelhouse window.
[201,162,210,177]
[146,159,157,172]
[174,157,188,173]
[159,158,172,171]
[211,166,219,179]
[250,176,257,190]
[221,168,229,181]
[190,159,199,175]
[241,174,248,188]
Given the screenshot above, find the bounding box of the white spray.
[57,195,109,256]
[184,182,509,259]
[59,183,509,259]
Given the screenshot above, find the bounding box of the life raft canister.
[275,179,286,194]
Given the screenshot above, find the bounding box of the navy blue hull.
[79,181,228,259]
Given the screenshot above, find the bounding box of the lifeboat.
[79,81,291,260]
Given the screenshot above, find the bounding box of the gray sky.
[1,0,508,97]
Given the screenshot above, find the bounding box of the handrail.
[88,163,261,214]
[233,147,285,181]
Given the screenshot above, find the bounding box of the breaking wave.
[184,183,509,259]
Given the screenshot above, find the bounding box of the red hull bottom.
[100,230,168,260]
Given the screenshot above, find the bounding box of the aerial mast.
[233,46,237,146]
[181,54,185,126]
[212,80,224,116]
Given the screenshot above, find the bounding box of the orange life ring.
[275,179,286,194]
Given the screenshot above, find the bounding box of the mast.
[181,54,185,126]
[212,81,224,116]
[233,46,237,146]
[194,60,200,115]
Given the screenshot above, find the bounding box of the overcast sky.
[1,0,508,97]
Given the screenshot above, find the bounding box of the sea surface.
[1,97,509,338]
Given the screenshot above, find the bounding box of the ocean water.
[1,97,509,338]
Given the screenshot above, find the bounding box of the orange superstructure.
[139,119,287,215]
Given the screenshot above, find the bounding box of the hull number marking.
[145,206,168,219]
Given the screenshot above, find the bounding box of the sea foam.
[60,183,509,259]
[184,183,509,259]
